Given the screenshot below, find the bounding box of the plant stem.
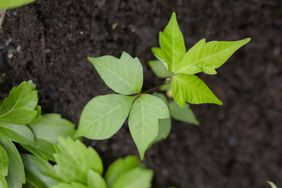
[142,84,163,94]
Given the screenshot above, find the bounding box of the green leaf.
[0,138,25,187]
[51,182,88,188]
[152,12,186,72]
[169,101,199,125]
[267,181,277,188]
[128,94,170,159]
[148,60,171,78]
[0,175,7,188]
[53,137,103,183]
[154,118,172,143]
[0,81,38,124]
[0,144,9,176]
[29,105,42,125]
[105,155,140,187]
[174,38,251,75]
[22,138,56,162]
[0,0,35,10]
[0,122,34,144]
[172,74,222,106]
[22,154,60,188]
[112,167,153,188]
[76,94,134,140]
[89,52,143,95]
[30,113,75,143]
[87,170,107,188]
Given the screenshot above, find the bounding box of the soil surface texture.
[1,0,282,187]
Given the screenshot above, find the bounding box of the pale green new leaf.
[0,122,34,144]
[30,113,75,143]
[22,154,60,188]
[22,138,56,161]
[172,74,222,106]
[89,52,143,95]
[0,0,34,10]
[267,181,277,188]
[174,38,251,75]
[112,167,153,188]
[152,12,186,72]
[76,94,134,139]
[105,155,140,187]
[0,144,8,176]
[0,81,38,124]
[148,60,171,78]
[87,170,107,188]
[51,182,88,188]
[169,101,199,125]
[0,138,25,187]
[129,94,170,159]
[53,138,103,183]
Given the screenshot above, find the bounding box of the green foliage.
[76,94,134,139]
[0,81,75,187]
[0,0,35,10]
[89,52,143,95]
[25,138,154,188]
[152,12,250,107]
[78,12,249,158]
[129,94,169,159]
[53,137,103,183]
[0,81,38,124]
[268,181,278,188]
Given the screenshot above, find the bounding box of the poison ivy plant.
[0,0,35,10]
[77,12,250,159]
[0,81,75,187]
[23,137,154,188]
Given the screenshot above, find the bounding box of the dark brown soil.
[1,0,282,187]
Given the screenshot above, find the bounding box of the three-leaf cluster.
[76,12,250,159]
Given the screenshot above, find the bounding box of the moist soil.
[1,0,282,187]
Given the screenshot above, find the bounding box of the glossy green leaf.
[152,12,186,72]
[76,94,134,139]
[148,60,171,78]
[174,38,251,75]
[0,81,38,124]
[89,52,143,95]
[0,138,25,187]
[53,138,103,183]
[0,144,8,176]
[22,138,56,162]
[172,74,222,106]
[169,101,199,125]
[51,182,88,188]
[112,167,153,188]
[0,0,34,10]
[0,122,34,144]
[105,155,140,187]
[87,170,107,188]
[129,94,170,159]
[22,154,60,188]
[29,105,42,125]
[30,113,75,143]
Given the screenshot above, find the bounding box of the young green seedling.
[0,81,75,187]
[76,12,250,159]
[23,137,154,188]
